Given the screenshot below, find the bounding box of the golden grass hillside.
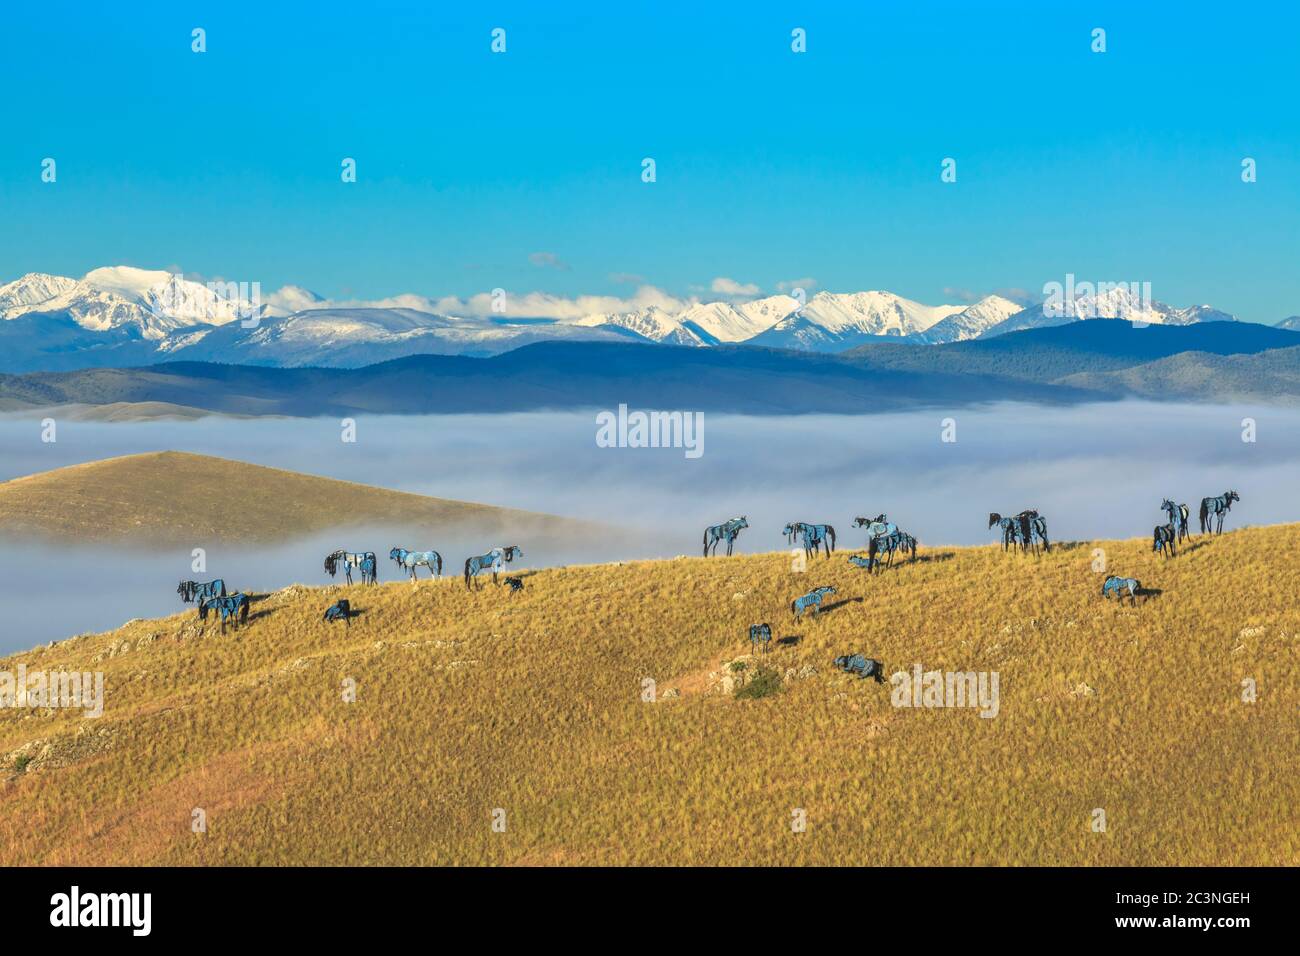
[1,524,1296,866]
[0,451,592,545]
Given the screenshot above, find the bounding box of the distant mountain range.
[1,266,1292,374]
[4,320,1299,418]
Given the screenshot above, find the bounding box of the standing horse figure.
[783,521,836,559]
[324,550,376,586]
[1101,576,1141,605]
[389,548,443,580]
[860,530,917,573]
[792,586,836,618]
[1199,491,1239,536]
[703,516,748,557]
[1161,499,1190,544]
[1153,523,1177,558]
[464,546,523,589]
[177,579,226,605]
[749,623,772,655]
[988,513,1023,551]
[198,593,250,633]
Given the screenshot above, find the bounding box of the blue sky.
[1,1,1297,321]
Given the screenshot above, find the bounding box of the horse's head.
[324,552,340,577]
[1160,498,1174,512]
[988,513,1002,528]
[177,581,193,602]
[735,516,748,530]
[1227,490,1240,505]
[389,548,404,563]
[504,546,522,562]
[852,517,866,528]
[782,523,795,539]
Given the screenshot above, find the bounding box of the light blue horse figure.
[749,623,773,655]
[389,547,443,580]
[1101,575,1141,605]
[177,578,226,605]
[703,516,748,557]
[464,545,523,589]
[847,553,875,571]
[854,514,897,539]
[792,586,836,618]
[783,521,836,559]
[1160,499,1190,544]
[1198,490,1240,536]
[324,550,376,586]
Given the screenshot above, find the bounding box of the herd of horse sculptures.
[174,491,1241,641]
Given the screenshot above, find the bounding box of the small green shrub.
[735,665,782,700]
[14,755,31,773]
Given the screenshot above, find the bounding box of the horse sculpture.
[1199,490,1239,535]
[1153,523,1177,558]
[867,529,916,572]
[854,514,897,538]
[464,546,523,589]
[792,586,836,618]
[504,576,524,594]
[833,654,885,682]
[389,548,443,580]
[783,522,836,559]
[749,623,772,655]
[989,511,1048,554]
[198,593,250,633]
[703,517,748,557]
[177,579,226,605]
[324,550,377,586]
[323,599,351,625]
[1101,576,1141,605]
[1161,499,1191,544]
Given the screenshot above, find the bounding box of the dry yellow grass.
[1,524,1296,865]
[0,451,592,545]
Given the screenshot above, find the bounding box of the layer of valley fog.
[0,402,1290,651]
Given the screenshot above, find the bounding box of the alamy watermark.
[1042,273,1153,320]
[596,404,704,459]
[1,666,104,718]
[890,664,999,718]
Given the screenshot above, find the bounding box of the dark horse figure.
[323,599,351,625]
[1199,490,1239,536]
[703,516,748,557]
[749,623,772,655]
[784,521,836,559]
[1153,523,1177,558]
[198,593,250,633]
[177,579,227,605]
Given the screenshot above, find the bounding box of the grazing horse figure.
[854,514,897,539]
[464,546,523,589]
[847,552,875,571]
[784,522,836,559]
[504,576,524,594]
[198,593,250,633]
[703,516,748,557]
[1102,576,1141,605]
[1153,523,1177,558]
[1161,499,1190,544]
[323,599,351,626]
[792,586,836,618]
[324,550,377,586]
[177,579,226,605]
[833,654,885,682]
[749,623,772,655]
[389,548,443,580]
[1199,490,1239,536]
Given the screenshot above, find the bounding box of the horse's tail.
[434,552,443,577]
[1199,498,1210,533]
[826,526,836,552]
[239,597,249,624]
[703,527,710,557]
[464,558,473,589]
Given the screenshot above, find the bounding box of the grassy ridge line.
[0,528,1297,866]
[0,450,601,545]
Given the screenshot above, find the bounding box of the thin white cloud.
[710,276,761,296]
[777,277,818,293]
[528,251,570,271]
